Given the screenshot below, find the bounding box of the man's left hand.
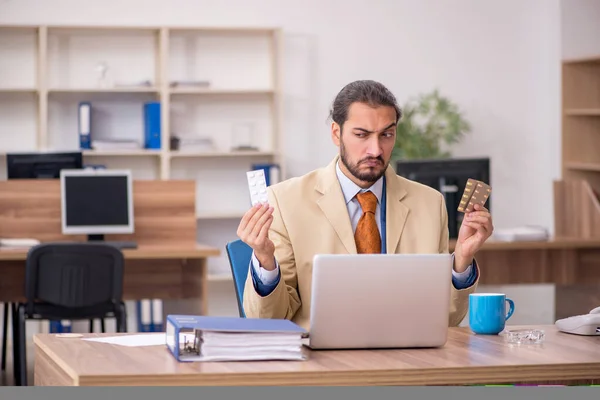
[454,204,494,272]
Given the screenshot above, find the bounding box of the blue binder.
[144,102,161,149]
[165,315,307,362]
[136,299,164,332]
[49,320,72,333]
[251,163,280,186]
[78,102,92,150]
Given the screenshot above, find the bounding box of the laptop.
[307,253,453,350]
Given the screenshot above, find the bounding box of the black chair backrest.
[25,243,124,314]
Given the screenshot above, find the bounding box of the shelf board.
[170,88,274,95]
[197,211,245,220]
[170,26,278,34]
[47,25,161,34]
[563,55,600,65]
[48,87,159,94]
[83,150,162,157]
[0,88,37,93]
[170,150,275,158]
[565,109,600,116]
[207,273,233,282]
[565,162,600,172]
[0,25,39,33]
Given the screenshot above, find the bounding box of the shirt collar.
[335,160,384,205]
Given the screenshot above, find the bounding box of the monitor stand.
[87,234,138,250]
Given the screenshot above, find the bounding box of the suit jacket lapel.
[384,165,409,253]
[315,157,357,254]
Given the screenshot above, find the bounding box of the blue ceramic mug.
[469,293,515,335]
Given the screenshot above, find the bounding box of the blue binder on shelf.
[78,102,92,150]
[136,299,164,332]
[165,315,307,362]
[143,101,161,150]
[251,163,280,186]
[49,320,72,333]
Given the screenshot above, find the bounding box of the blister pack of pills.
[247,169,269,206]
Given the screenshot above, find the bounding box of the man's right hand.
[237,202,276,270]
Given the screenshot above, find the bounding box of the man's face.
[332,102,397,186]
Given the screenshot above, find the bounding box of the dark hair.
[329,80,402,131]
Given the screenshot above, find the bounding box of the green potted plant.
[392,89,471,160]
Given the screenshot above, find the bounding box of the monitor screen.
[60,169,134,235]
[395,158,490,239]
[7,152,83,179]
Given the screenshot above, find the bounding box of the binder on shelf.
[151,299,164,332]
[251,163,280,186]
[144,101,161,150]
[136,299,164,332]
[165,314,308,362]
[49,320,72,333]
[78,102,92,150]
[136,299,153,332]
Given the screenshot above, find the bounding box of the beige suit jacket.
[243,156,479,331]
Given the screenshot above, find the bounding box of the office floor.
[1,341,34,386]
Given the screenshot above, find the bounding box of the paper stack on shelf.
[492,226,549,242]
[166,315,308,362]
[91,139,141,150]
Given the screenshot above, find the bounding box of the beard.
[340,139,388,183]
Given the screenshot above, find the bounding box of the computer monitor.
[60,169,134,242]
[395,158,490,239]
[6,152,83,179]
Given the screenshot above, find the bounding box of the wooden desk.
[449,237,600,286]
[0,245,220,311]
[33,325,600,386]
[450,238,600,320]
[0,179,221,309]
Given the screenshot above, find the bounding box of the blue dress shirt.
[250,161,478,296]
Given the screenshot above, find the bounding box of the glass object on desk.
[504,328,545,345]
[231,122,258,151]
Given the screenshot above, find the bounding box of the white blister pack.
[247,169,268,206]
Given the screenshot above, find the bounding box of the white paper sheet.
[82,333,166,347]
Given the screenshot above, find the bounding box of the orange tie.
[355,191,381,254]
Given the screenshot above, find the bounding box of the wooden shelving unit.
[555,55,600,238]
[0,23,284,278]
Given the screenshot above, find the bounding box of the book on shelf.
[166,315,308,362]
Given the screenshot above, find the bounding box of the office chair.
[225,239,253,318]
[13,243,128,386]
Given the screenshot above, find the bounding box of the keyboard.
[104,241,138,250]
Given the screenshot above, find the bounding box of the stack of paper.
[166,315,308,362]
[91,139,141,150]
[197,330,305,361]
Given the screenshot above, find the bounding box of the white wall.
[0,0,565,333]
[561,0,600,59]
[0,0,562,231]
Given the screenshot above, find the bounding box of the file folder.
[165,315,307,362]
[136,299,153,332]
[78,102,92,150]
[143,102,161,149]
[251,163,280,186]
[136,299,164,332]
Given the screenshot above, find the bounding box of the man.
[237,80,493,331]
